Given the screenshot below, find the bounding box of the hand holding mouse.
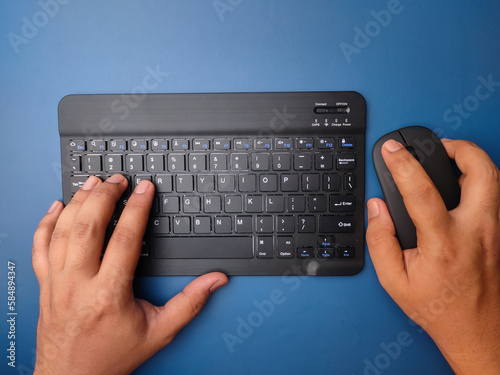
[32,174,228,374]
[366,139,500,374]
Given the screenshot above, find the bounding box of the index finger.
[442,139,500,220]
[381,139,451,247]
[99,180,155,287]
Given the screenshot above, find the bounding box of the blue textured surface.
[1,1,499,374]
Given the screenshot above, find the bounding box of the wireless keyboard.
[58,92,366,276]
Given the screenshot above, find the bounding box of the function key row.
[68,137,356,152]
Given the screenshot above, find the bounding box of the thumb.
[366,198,408,298]
[147,272,228,348]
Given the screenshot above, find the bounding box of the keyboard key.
[252,153,270,171]
[146,154,165,172]
[234,138,252,150]
[210,153,227,171]
[235,216,253,233]
[230,153,248,171]
[204,195,222,213]
[198,175,215,193]
[193,139,210,151]
[294,153,312,170]
[69,155,81,172]
[338,246,355,258]
[133,175,152,188]
[151,139,169,151]
[105,155,122,172]
[256,236,273,258]
[339,137,355,148]
[110,139,127,151]
[308,195,326,212]
[83,155,102,172]
[297,247,314,259]
[296,138,313,149]
[172,139,189,151]
[69,140,86,151]
[155,174,173,193]
[277,216,295,233]
[89,140,107,151]
[256,216,274,233]
[218,174,236,192]
[275,138,293,150]
[214,216,232,234]
[281,174,299,192]
[162,196,180,213]
[130,139,148,151]
[183,195,201,213]
[302,174,320,191]
[152,217,170,234]
[273,153,291,171]
[213,138,231,150]
[318,138,335,149]
[173,216,191,234]
[167,154,185,171]
[70,175,89,193]
[266,195,285,213]
[319,215,355,233]
[193,216,211,234]
[298,216,316,232]
[224,195,243,213]
[245,195,263,212]
[287,195,305,212]
[344,173,356,191]
[317,248,335,259]
[125,154,143,172]
[276,237,294,258]
[259,174,278,192]
[153,236,253,259]
[239,174,256,192]
[315,153,333,170]
[337,152,356,169]
[188,154,207,172]
[330,195,355,212]
[317,236,334,247]
[324,173,341,191]
[176,174,194,192]
[255,138,272,150]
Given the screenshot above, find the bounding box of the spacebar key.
[153,236,254,259]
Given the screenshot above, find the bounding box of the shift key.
[319,215,355,233]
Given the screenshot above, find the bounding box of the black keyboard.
[59,92,366,276]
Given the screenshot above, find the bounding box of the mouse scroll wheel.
[405,146,420,161]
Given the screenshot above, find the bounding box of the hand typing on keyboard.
[366,139,500,375]
[32,174,228,374]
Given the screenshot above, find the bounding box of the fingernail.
[134,180,150,194]
[106,174,125,184]
[47,200,60,213]
[210,280,226,293]
[441,138,452,142]
[81,176,100,190]
[367,200,380,219]
[383,139,403,153]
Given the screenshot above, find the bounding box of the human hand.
[366,139,500,375]
[32,174,228,374]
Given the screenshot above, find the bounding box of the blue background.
[1,0,500,374]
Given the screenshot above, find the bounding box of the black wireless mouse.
[372,126,461,249]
